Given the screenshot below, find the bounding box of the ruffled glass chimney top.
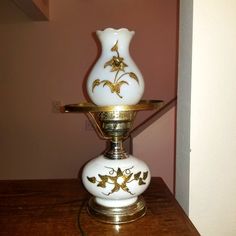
[86,28,144,106]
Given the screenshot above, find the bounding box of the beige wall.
[176,0,236,235]
[0,0,178,179]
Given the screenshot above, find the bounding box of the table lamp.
[63,28,163,224]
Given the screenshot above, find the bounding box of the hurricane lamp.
[63,28,163,224]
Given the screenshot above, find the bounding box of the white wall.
[175,0,193,213]
[176,0,236,235]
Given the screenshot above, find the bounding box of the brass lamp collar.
[104,139,129,160]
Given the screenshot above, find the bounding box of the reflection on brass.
[87,196,146,224]
[92,41,139,98]
[99,110,134,121]
[63,100,164,160]
[87,167,149,196]
[63,100,164,113]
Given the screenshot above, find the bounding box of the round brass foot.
[87,196,147,224]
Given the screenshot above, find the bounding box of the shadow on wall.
[0,0,31,24]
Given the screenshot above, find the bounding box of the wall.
[133,107,176,192]
[0,0,178,179]
[176,0,236,235]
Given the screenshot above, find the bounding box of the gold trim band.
[63,100,163,113]
[87,196,146,224]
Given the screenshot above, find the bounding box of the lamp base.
[63,101,164,224]
[87,196,146,224]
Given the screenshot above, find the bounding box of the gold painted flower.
[92,40,139,98]
[87,167,148,196]
[106,168,133,195]
[104,56,128,72]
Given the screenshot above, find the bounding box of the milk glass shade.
[86,28,144,106]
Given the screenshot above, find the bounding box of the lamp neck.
[104,137,129,160]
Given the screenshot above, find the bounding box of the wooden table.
[0,177,199,236]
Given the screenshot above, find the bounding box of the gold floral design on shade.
[87,166,148,196]
[104,41,128,72]
[92,41,139,98]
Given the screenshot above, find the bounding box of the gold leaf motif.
[129,72,139,84]
[104,58,114,69]
[121,185,133,195]
[138,178,146,185]
[97,181,107,188]
[93,80,129,98]
[87,176,96,183]
[114,81,129,95]
[134,172,141,180]
[111,40,118,51]
[125,173,133,182]
[143,171,148,180]
[117,168,123,177]
[110,184,120,194]
[108,176,117,182]
[102,80,115,92]
[98,174,108,182]
[92,79,101,92]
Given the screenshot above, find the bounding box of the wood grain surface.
[0,178,200,236]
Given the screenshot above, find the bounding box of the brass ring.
[63,100,163,113]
